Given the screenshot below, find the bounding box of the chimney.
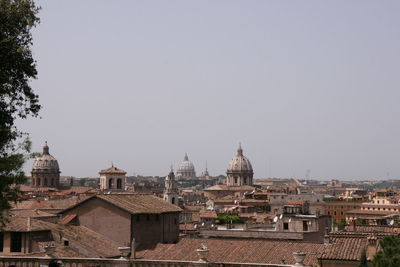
[292,252,306,266]
[196,243,209,263]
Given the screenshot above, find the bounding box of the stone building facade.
[31,142,60,188]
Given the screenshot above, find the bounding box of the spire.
[205,160,208,171]
[43,141,49,155]
[237,142,243,156]
[184,153,189,161]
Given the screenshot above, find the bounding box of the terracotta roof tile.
[320,237,367,261]
[136,237,324,265]
[199,210,217,219]
[99,166,126,174]
[97,194,182,214]
[3,217,52,232]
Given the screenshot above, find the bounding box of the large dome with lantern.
[176,153,196,179]
[226,144,253,186]
[31,142,60,188]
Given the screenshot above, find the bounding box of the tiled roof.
[19,185,59,192]
[97,194,182,214]
[199,210,217,219]
[320,237,368,261]
[2,217,52,232]
[35,220,121,258]
[59,214,77,225]
[12,196,91,213]
[345,225,400,234]
[99,166,126,174]
[184,205,203,212]
[10,209,57,218]
[136,237,325,265]
[50,187,96,196]
[204,185,255,191]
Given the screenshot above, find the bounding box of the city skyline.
[20,0,400,179]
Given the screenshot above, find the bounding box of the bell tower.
[163,167,179,205]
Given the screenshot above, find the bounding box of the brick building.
[60,193,182,246]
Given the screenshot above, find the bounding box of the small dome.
[227,144,253,173]
[32,142,60,171]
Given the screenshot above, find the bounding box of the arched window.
[172,197,175,204]
[44,178,48,186]
[244,177,247,184]
[117,179,122,189]
[50,178,54,186]
[37,178,41,186]
[108,178,113,189]
[234,177,238,184]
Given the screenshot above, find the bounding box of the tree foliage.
[359,247,368,267]
[372,235,400,267]
[217,214,241,224]
[0,0,40,225]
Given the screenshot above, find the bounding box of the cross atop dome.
[237,142,243,156]
[43,141,49,155]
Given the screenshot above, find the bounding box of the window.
[44,178,48,186]
[303,221,308,231]
[327,211,330,215]
[108,179,113,188]
[136,215,140,222]
[172,197,175,204]
[174,218,177,225]
[146,215,150,221]
[117,179,122,189]
[234,177,238,184]
[63,240,69,246]
[11,232,22,252]
[341,211,343,215]
[283,223,289,230]
[156,215,159,221]
[334,211,337,216]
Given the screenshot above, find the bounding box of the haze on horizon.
[19,0,400,180]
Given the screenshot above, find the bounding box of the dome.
[227,144,253,173]
[32,142,60,171]
[176,153,196,179]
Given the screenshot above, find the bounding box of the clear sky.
[19,0,400,180]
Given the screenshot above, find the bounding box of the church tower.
[99,164,126,191]
[163,167,179,205]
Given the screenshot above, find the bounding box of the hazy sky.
[19,1,400,180]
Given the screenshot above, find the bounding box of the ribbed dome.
[227,144,253,172]
[176,153,196,179]
[177,153,195,173]
[32,142,60,171]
